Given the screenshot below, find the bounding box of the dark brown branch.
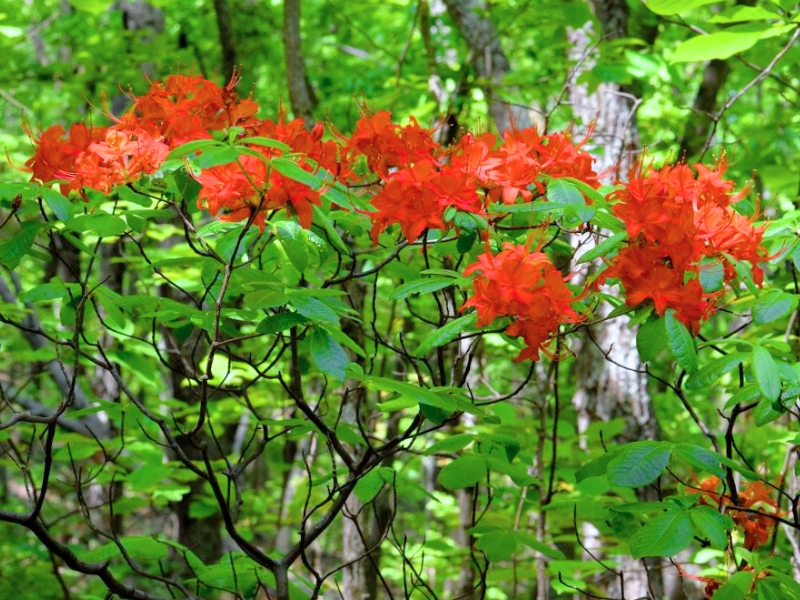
[212,0,238,82]
[283,0,317,127]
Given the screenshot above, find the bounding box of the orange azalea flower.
[461,242,583,361]
[602,157,766,332]
[689,476,781,551]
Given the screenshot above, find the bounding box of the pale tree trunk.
[567,2,664,599]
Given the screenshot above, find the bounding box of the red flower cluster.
[601,157,766,332]
[461,242,583,361]
[690,476,781,551]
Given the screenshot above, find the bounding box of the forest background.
[1,0,800,599]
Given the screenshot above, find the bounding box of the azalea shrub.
[1,74,799,600]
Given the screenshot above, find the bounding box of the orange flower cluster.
[461,242,583,361]
[601,158,766,332]
[26,74,339,229]
[690,476,781,551]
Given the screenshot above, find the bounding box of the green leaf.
[753,289,798,325]
[577,231,627,264]
[665,310,698,373]
[352,372,457,413]
[575,447,623,482]
[712,570,755,600]
[193,147,242,168]
[389,277,454,300]
[255,312,309,334]
[637,317,667,363]
[684,352,747,391]
[41,188,74,221]
[276,220,309,272]
[425,433,475,455]
[438,454,487,490]
[321,325,366,358]
[547,179,594,222]
[310,204,349,254]
[689,505,731,549]
[711,5,783,23]
[475,530,517,561]
[271,157,320,189]
[672,444,726,478]
[95,287,127,329]
[645,0,718,15]
[120,536,170,562]
[629,510,693,558]
[671,23,777,62]
[240,136,292,152]
[752,345,781,402]
[354,470,384,504]
[65,213,128,237]
[415,313,478,357]
[67,0,114,15]
[607,441,671,487]
[754,396,784,426]
[290,296,339,325]
[309,328,348,382]
[0,221,47,268]
[698,258,725,293]
[166,139,220,160]
[513,531,565,560]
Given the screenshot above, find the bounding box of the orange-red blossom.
[461,241,584,361]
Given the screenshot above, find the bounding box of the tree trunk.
[567,2,663,598]
[283,0,316,127]
[443,0,531,134]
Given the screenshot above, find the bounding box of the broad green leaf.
[636,317,667,363]
[95,287,127,328]
[475,530,517,561]
[120,536,170,561]
[476,433,521,463]
[665,310,698,373]
[672,444,725,478]
[575,447,623,482]
[754,396,784,426]
[689,505,731,549]
[671,23,777,63]
[193,146,241,168]
[513,531,565,559]
[547,179,594,222]
[166,139,220,160]
[271,157,320,189]
[438,454,487,490]
[66,213,128,237]
[20,281,78,303]
[0,221,47,268]
[276,220,309,272]
[321,325,366,358]
[645,0,717,15]
[629,510,693,558]
[577,231,627,264]
[698,258,725,293]
[290,295,339,325]
[712,570,755,600]
[752,345,781,401]
[711,5,783,23]
[309,328,348,381]
[389,277,454,300]
[425,433,475,455]
[256,312,309,334]
[240,136,292,152]
[311,204,350,254]
[353,469,384,504]
[684,352,747,391]
[41,187,74,221]
[752,289,798,325]
[415,313,478,357]
[607,441,671,487]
